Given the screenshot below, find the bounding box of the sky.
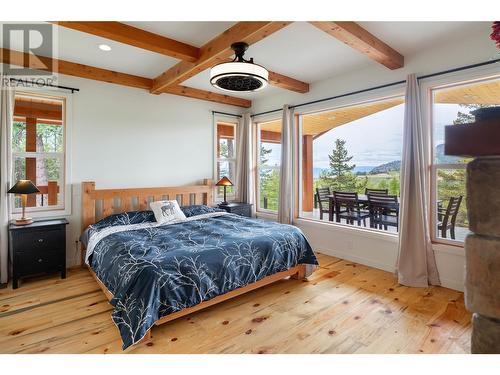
[261,102,463,169]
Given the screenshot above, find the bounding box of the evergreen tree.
[328,139,355,176]
[319,138,357,191]
[259,145,279,210]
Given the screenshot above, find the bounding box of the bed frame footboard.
[88,264,308,347]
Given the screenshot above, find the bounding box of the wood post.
[48,181,58,205]
[81,181,96,266]
[203,178,213,206]
[290,264,307,280]
[25,117,37,207]
[302,135,313,212]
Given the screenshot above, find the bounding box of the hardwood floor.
[0,252,471,354]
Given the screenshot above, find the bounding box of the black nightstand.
[9,218,68,289]
[218,202,253,218]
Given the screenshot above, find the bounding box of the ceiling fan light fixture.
[210,42,268,93]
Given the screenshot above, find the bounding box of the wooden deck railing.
[26,181,59,207]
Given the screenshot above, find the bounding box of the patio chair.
[438,196,463,239]
[333,191,370,226]
[368,194,399,231]
[365,188,388,196]
[316,187,331,220]
[362,188,389,209]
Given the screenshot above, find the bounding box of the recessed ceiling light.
[98,44,112,52]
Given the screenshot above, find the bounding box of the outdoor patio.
[301,208,469,242]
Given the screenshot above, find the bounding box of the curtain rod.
[251,58,500,118]
[9,78,79,93]
[211,110,242,118]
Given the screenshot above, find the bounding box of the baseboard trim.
[438,277,465,292]
[317,247,396,273]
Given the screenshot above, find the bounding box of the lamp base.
[219,201,229,206]
[13,217,33,226]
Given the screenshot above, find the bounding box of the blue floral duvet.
[84,207,318,349]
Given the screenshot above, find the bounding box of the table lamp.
[8,180,40,225]
[216,176,233,206]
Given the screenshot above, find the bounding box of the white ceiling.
[249,22,372,83]
[358,21,488,56]
[0,21,493,98]
[124,21,236,47]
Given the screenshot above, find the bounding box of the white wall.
[253,25,499,292]
[37,75,244,267]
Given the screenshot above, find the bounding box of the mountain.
[313,166,374,178]
[369,160,401,174]
[435,143,461,163]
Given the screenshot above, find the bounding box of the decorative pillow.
[150,200,186,224]
[181,204,225,218]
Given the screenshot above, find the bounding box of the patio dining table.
[327,194,400,222]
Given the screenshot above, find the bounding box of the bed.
[80,180,318,349]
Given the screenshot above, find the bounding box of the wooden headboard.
[81,179,214,231]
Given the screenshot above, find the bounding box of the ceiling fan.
[210,42,268,93]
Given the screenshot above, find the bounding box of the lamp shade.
[215,176,233,187]
[7,180,40,194]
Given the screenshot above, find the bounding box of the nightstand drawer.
[14,228,64,253]
[9,218,68,289]
[230,207,249,216]
[218,203,253,217]
[16,250,63,275]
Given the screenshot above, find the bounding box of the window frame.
[255,118,282,214]
[423,70,500,247]
[295,90,406,236]
[10,89,72,218]
[213,117,238,201]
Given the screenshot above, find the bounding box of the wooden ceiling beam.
[151,21,293,94]
[309,21,404,70]
[1,48,152,89]
[52,21,200,62]
[163,85,251,108]
[1,48,251,108]
[268,71,309,93]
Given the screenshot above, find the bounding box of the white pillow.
[150,200,186,224]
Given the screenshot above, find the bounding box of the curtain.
[397,74,440,287]
[278,105,295,224]
[0,76,14,284]
[236,113,255,214]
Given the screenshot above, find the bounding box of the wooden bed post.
[291,264,307,280]
[203,178,213,206]
[81,181,96,266]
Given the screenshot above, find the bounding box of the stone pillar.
[445,107,500,354]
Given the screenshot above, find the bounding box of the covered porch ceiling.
[434,78,500,105]
[259,97,404,138]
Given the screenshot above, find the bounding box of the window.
[11,92,66,213]
[256,120,282,212]
[215,122,237,199]
[430,76,500,244]
[298,95,405,233]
